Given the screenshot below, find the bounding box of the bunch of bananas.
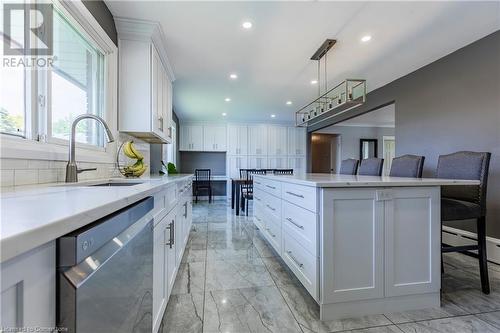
[123,141,147,177]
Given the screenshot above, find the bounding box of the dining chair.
[438,151,492,294]
[194,169,212,203]
[241,169,266,215]
[389,155,425,178]
[273,169,293,175]
[339,159,359,175]
[358,158,384,176]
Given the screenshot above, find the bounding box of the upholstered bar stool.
[438,151,492,294]
[339,159,359,175]
[359,158,384,176]
[389,154,425,178]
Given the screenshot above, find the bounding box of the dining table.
[230,178,251,216]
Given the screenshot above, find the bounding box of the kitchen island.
[252,173,479,320]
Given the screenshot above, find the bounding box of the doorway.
[311,133,340,173]
[383,136,396,176]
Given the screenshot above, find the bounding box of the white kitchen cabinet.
[248,156,268,169]
[152,214,168,331]
[248,125,268,155]
[180,124,203,151]
[268,157,288,169]
[227,124,248,155]
[204,125,227,151]
[227,155,248,178]
[288,127,307,156]
[384,187,440,297]
[0,241,55,330]
[268,126,288,156]
[288,156,306,174]
[164,210,177,296]
[117,19,174,143]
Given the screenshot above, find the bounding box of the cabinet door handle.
[265,228,276,238]
[266,185,276,190]
[184,202,188,217]
[166,221,174,248]
[266,204,276,211]
[287,251,303,268]
[286,191,304,198]
[286,217,304,229]
[158,117,164,131]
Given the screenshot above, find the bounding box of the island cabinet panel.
[384,187,441,297]
[321,189,384,304]
[0,241,56,330]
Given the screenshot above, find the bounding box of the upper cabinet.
[116,18,175,144]
[248,125,268,155]
[268,126,288,156]
[204,125,227,152]
[288,127,307,156]
[227,125,248,155]
[180,124,203,151]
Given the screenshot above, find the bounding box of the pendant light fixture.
[296,39,367,127]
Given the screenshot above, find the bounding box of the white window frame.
[0,0,118,164]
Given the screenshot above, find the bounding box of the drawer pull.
[286,191,304,198]
[266,204,276,211]
[286,217,304,229]
[255,196,261,201]
[287,251,303,268]
[255,181,261,185]
[266,185,276,190]
[265,228,276,238]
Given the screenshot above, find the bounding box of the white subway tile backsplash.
[0,170,15,187]
[38,169,59,184]
[14,170,38,186]
[28,160,50,169]
[0,159,29,169]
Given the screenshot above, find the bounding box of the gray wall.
[310,31,500,238]
[316,125,395,165]
[82,1,117,45]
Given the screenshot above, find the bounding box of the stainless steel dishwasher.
[57,197,154,333]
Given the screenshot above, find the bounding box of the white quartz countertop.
[255,173,480,188]
[0,175,193,263]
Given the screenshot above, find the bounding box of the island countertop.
[0,175,193,263]
[254,173,480,188]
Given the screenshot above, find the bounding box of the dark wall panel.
[180,152,226,176]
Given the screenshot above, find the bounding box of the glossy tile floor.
[160,200,500,333]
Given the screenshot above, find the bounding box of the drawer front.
[253,201,265,231]
[263,191,281,220]
[282,182,317,212]
[282,201,318,257]
[263,213,281,254]
[164,184,178,213]
[282,231,318,300]
[258,177,282,197]
[253,178,265,192]
[253,188,265,206]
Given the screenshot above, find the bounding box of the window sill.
[0,135,115,164]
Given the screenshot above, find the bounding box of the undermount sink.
[89,182,143,187]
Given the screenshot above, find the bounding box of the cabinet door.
[248,125,268,155]
[190,125,204,151]
[288,127,307,155]
[153,217,167,330]
[248,156,268,169]
[165,76,173,142]
[203,126,215,151]
[321,188,384,303]
[228,125,248,155]
[288,157,306,174]
[269,157,287,169]
[151,45,160,136]
[164,210,177,296]
[227,156,248,178]
[179,125,191,151]
[268,126,287,155]
[213,126,227,151]
[385,187,440,297]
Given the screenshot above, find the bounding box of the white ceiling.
[106,1,500,123]
[336,103,395,128]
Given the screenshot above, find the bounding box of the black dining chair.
[241,169,266,215]
[439,151,492,294]
[359,158,384,176]
[389,155,425,178]
[194,169,212,203]
[339,159,359,175]
[274,169,293,175]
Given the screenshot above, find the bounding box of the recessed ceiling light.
[224,98,231,102]
[271,114,276,118]
[361,35,372,42]
[286,101,292,105]
[310,80,318,85]
[242,21,253,29]
[222,112,227,116]
[229,73,238,79]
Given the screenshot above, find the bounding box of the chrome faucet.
[65,114,115,183]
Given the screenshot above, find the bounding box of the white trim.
[332,123,395,128]
[442,226,500,265]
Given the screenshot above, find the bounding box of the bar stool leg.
[477,216,490,294]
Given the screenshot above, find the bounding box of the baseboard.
[442,226,500,265]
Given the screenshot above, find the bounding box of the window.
[0,0,115,157]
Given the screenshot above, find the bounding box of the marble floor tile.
[205,257,274,291]
[348,326,404,333]
[181,247,207,263]
[444,288,500,314]
[171,262,206,295]
[475,311,500,329]
[203,286,302,333]
[261,256,301,287]
[252,231,279,258]
[206,243,261,261]
[161,292,204,333]
[278,281,392,333]
[396,315,499,333]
